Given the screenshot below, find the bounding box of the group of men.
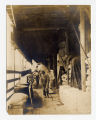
[28,66,55,98]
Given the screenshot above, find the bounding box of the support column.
[53,54,57,87]
[14,48,15,87]
[80,9,86,92]
[57,53,60,87]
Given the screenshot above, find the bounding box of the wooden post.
[80,9,86,92]
[53,54,57,87]
[57,54,60,87]
[14,48,15,88]
[65,32,69,85]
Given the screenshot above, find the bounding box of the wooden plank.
[80,9,86,92]
[23,27,66,31]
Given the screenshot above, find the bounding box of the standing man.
[34,66,39,88]
[28,73,34,104]
[41,71,50,98]
[49,70,55,89]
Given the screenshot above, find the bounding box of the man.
[27,73,34,104]
[33,66,39,88]
[41,71,50,98]
[49,70,55,89]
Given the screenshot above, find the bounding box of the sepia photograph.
[6,5,91,114]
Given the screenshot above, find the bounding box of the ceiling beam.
[23,27,67,31]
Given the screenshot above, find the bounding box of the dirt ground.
[8,74,91,115]
[23,84,91,114]
[23,88,71,114]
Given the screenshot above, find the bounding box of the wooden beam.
[23,27,66,31]
[11,5,16,27]
[84,7,91,24]
[80,9,86,92]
